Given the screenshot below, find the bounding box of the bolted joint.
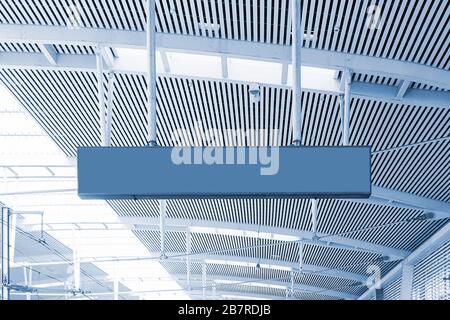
[343,69,353,85]
[159,253,168,260]
[94,44,103,56]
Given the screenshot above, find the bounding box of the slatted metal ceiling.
[113,199,448,250]
[133,229,425,276]
[160,260,363,298]
[1,1,448,300]
[0,69,448,200]
[0,67,448,299]
[1,0,449,70]
[0,43,41,52]
[1,70,449,151]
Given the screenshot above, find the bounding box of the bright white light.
[188,226,299,242]
[228,58,283,85]
[0,82,189,300]
[288,65,337,87]
[244,282,287,290]
[167,52,222,78]
[257,232,299,242]
[113,48,338,92]
[259,264,292,272]
[222,294,271,300]
[203,259,292,272]
[115,47,164,73]
[215,280,286,290]
[204,259,256,268]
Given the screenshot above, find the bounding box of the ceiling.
[0,0,449,300]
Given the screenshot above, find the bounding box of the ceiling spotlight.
[334,26,340,33]
[375,256,390,262]
[416,212,435,221]
[249,83,261,104]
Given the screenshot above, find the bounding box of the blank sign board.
[77,147,371,199]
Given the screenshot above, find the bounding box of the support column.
[289,271,295,299]
[400,263,414,300]
[105,71,115,146]
[221,56,228,79]
[202,262,207,300]
[291,0,302,146]
[310,199,318,238]
[1,206,10,300]
[159,200,167,259]
[113,260,119,300]
[298,242,304,273]
[341,69,352,146]
[24,266,32,300]
[113,279,119,300]
[72,229,80,294]
[146,0,157,146]
[96,47,107,147]
[9,212,16,267]
[212,284,216,300]
[186,229,192,291]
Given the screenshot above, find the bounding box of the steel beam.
[186,275,358,300]
[1,51,448,108]
[372,186,450,219]
[396,80,411,99]
[1,206,11,300]
[11,252,368,283]
[117,217,409,259]
[399,263,414,300]
[38,44,58,66]
[372,137,449,155]
[1,24,448,89]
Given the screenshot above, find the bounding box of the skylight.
[113,48,339,90]
[215,279,287,290]
[0,82,189,300]
[188,226,299,242]
[167,52,222,78]
[228,58,283,85]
